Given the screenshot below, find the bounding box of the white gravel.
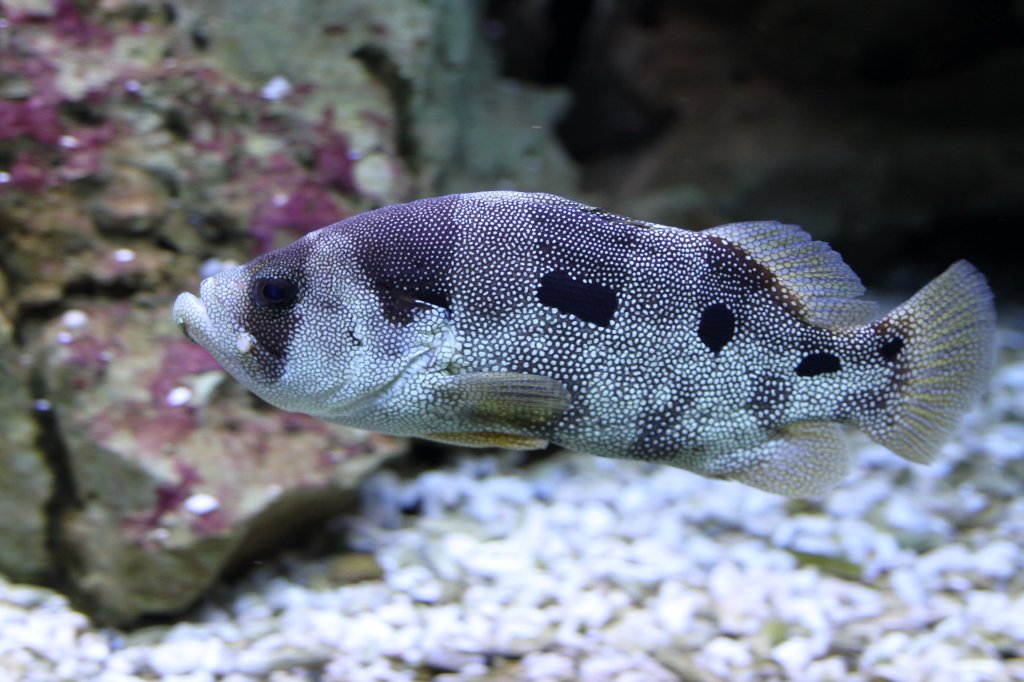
[2,328,1023,681]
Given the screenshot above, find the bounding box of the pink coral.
[50,0,113,47]
[0,96,64,144]
[249,175,347,252]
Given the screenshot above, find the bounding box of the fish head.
[172,230,378,417]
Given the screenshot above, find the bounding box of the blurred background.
[489,0,1024,298]
[0,0,1022,644]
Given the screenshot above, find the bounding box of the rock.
[36,302,406,624]
[89,165,169,236]
[328,552,385,584]
[409,1,575,195]
[0,302,52,582]
[2,0,55,16]
[0,0,579,622]
[172,0,576,198]
[0,0,576,323]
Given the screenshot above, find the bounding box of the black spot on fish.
[630,406,678,461]
[537,270,618,327]
[242,242,313,382]
[352,196,458,325]
[247,310,301,366]
[880,336,903,361]
[377,281,451,323]
[839,388,890,416]
[837,387,894,427]
[629,395,697,461]
[698,303,735,353]
[796,352,841,377]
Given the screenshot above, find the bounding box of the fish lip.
[179,322,197,343]
[172,291,212,346]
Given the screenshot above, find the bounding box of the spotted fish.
[173,192,995,497]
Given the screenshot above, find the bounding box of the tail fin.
[861,260,995,463]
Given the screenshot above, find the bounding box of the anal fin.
[728,422,850,498]
[425,432,549,450]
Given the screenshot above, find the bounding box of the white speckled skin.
[174,192,995,496]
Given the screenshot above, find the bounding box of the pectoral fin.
[728,422,851,498]
[424,432,550,450]
[439,372,570,429]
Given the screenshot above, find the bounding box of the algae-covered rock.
[408,0,575,194]
[0,296,52,583]
[0,0,575,305]
[0,0,576,624]
[173,0,575,197]
[37,302,406,624]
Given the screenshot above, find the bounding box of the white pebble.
[184,493,220,515]
[234,647,274,676]
[697,637,752,678]
[861,630,910,668]
[578,653,631,680]
[578,501,615,536]
[652,581,699,634]
[112,248,136,263]
[604,608,671,650]
[772,636,822,678]
[166,386,193,407]
[146,639,207,676]
[805,656,849,680]
[387,565,442,603]
[61,309,89,329]
[972,540,1018,580]
[76,631,111,661]
[981,423,1024,460]
[521,651,575,681]
[491,605,549,649]
[826,477,890,518]
[883,495,951,536]
[260,75,292,100]
[890,567,928,605]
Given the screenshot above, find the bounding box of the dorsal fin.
[705,221,876,329]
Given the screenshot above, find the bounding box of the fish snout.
[172,291,210,345]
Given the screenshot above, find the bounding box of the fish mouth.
[173,291,213,346]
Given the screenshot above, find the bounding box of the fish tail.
[860,260,995,463]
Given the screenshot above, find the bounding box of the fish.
[173,191,996,497]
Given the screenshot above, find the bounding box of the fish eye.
[252,276,299,310]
